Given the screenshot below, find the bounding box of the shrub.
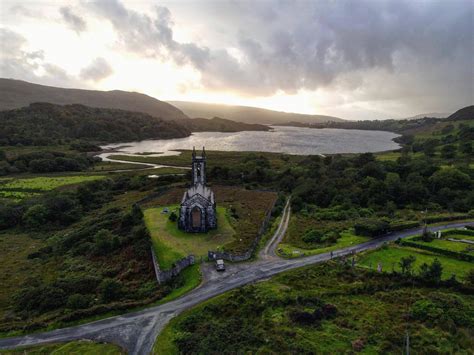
[354,218,389,237]
[23,204,49,228]
[99,279,122,302]
[302,229,323,244]
[66,294,91,310]
[169,211,178,222]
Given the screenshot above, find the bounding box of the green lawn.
[410,238,474,255]
[0,175,105,192]
[1,340,124,354]
[357,245,474,279]
[277,230,370,258]
[445,233,474,241]
[144,205,236,269]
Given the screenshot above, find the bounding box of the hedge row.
[425,214,471,224]
[400,239,474,263]
[389,221,420,232]
[442,229,474,237]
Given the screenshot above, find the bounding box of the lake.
[101,126,400,156]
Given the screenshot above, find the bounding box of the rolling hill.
[168,101,345,125]
[0,78,188,121]
[0,103,191,145]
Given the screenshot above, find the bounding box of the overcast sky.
[0,0,472,120]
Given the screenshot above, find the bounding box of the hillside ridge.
[0,78,188,121]
[169,100,345,124]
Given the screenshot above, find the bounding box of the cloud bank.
[1,0,473,117]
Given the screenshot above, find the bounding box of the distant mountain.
[402,112,449,120]
[447,105,474,121]
[0,103,190,145]
[0,78,188,120]
[185,117,270,132]
[168,101,345,125]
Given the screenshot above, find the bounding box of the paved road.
[1,218,473,354]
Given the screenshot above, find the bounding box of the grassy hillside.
[169,100,344,124]
[155,262,474,354]
[0,103,191,146]
[0,78,188,120]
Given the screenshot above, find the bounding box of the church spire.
[202,146,206,157]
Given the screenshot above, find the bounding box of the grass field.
[154,262,474,354]
[357,245,473,279]
[1,340,124,354]
[278,230,370,258]
[445,233,474,241]
[144,205,236,269]
[89,161,149,171]
[409,238,474,255]
[0,175,106,201]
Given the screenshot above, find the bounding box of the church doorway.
[191,207,201,229]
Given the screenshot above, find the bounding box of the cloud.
[87,0,210,67]
[80,57,113,81]
[86,0,472,114]
[59,6,87,34]
[0,27,80,88]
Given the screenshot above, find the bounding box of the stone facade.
[178,147,217,233]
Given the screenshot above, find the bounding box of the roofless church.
[178,147,217,233]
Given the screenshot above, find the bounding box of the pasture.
[357,245,473,279]
[0,175,106,201]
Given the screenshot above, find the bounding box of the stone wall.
[150,249,195,284]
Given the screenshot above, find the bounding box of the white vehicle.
[215,259,225,271]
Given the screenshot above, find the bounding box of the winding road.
[0,203,472,354]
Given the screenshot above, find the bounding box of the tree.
[428,258,443,283]
[464,269,474,286]
[23,204,49,228]
[429,168,471,191]
[419,258,443,283]
[459,141,472,155]
[422,139,439,157]
[93,229,119,256]
[66,294,91,309]
[441,144,457,159]
[169,211,178,222]
[399,255,416,275]
[302,229,323,244]
[354,218,389,237]
[99,279,122,302]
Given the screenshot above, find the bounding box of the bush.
[23,204,49,228]
[302,229,323,244]
[169,211,178,222]
[388,221,420,232]
[354,218,389,237]
[99,279,122,302]
[66,294,91,310]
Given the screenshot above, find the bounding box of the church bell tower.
[192,146,206,185]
